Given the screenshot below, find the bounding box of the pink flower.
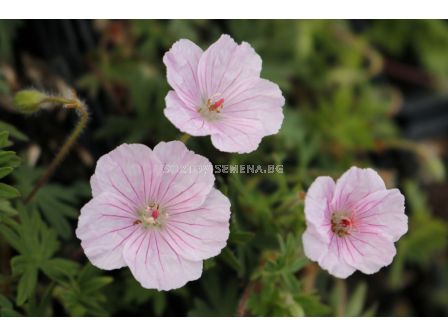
[76,141,231,291]
[163,34,285,154]
[302,167,408,278]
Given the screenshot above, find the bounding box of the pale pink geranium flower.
[76,141,230,291]
[302,167,408,278]
[163,34,285,154]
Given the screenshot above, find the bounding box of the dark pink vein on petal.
[145,231,153,265]
[103,224,135,236]
[154,234,165,273]
[165,184,208,210]
[103,203,136,217]
[343,238,355,262]
[120,166,144,206]
[168,218,218,228]
[99,213,133,220]
[112,226,140,251]
[169,207,207,216]
[165,227,210,253]
[347,237,365,257]
[162,180,197,208]
[107,175,136,206]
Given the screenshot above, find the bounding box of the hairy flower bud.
[13,89,48,114]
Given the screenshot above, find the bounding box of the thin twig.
[237,281,260,317]
[24,95,89,204]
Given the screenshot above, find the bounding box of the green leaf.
[0,199,17,216]
[82,276,113,294]
[0,166,13,179]
[41,258,80,282]
[0,222,23,252]
[219,248,242,273]
[0,121,28,141]
[230,230,255,244]
[0,132,20,209]
[0,294,12,309]
[0,131,9,147]
[0,308,22,317]
[0,150,21,167]
[3,206,65,306]
[16,266,38,305]
[14,166,88,238]
[0,182,20,199]
[11,255,27,274]
[188,272,239,317]
[53,263,113,317]
[0,294,22,317]
[345,283,368,317]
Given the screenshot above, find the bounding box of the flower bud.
[13,90,48,114]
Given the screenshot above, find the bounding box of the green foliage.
[14,166,90,238]
[118,276,169,316]
[0,205,78,305]
[390,181,448,289]
[0,131,20,217]
[330,281,377,317]
[188,272,240,317]
[53,263,112,316]
[303,85,397,157]
[367,20,448,80]
[0,294,21,316]
[0,121,29,142]
[247,234,330,316]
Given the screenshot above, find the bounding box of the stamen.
[210,98,224,112]
[331,211,353,237]
[197,95,225,121]
[136,203,166,229]
[340,217,351,227]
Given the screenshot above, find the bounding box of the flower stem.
[24,94,89,204]
[237,281,256,316]
[179,133,191,144]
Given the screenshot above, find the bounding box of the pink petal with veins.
[303,166,408,278]
[77,141,231,291]
[163,34,284,153]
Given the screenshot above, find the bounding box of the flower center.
[331,211,353,237]
[197,94,224,121]
[134,202,168,229]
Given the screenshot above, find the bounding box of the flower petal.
[344,232,396,274]
[303,226,329,262]
[164,90,213,136]
[304,225,357,279]
[163,39,203,109]
[210,116,265,153]
[353,189,408,242]
[123,230,203,291]
[152,141,215,210]
[162,188,230,261]
[304,176,335,237]
[76,192,138,270]
[91,144,163,203]
[198,34,261,100]
[320,235,357,278]
[332,167,386,212]
[223,78,285,135]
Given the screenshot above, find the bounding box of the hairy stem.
[179,133,191,144]
[24,95,89,204]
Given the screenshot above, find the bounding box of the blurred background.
[0,20,447,316]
